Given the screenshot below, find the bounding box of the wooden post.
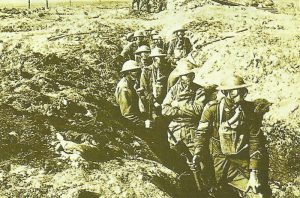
[28,0,31,9]
[46,0,49,9]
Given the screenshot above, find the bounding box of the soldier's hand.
[187,155,200,171]
[145,119,153,129]
[246,170,261,194]
[171,100,179,108]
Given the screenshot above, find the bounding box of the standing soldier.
[121,30,148,61]
[167,26,193,67]
[134,45,152,68]
[140,47,171,121]
[162,60,205,169]
[150,35,168,53]
[192,75,269,198]
[115,60,152,129]
[162,60,207,196]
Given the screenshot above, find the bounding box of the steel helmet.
[176,60,195,76]
[217,75,251,90]
[152,35,163,40]
[173,25,187,34]
[121,60,140,73]
[135,45,151,54]
[126,32,134,41]
[151,30,158,36]
[133,30,145,37]
[149,47,167,57]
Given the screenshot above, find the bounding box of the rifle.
[168,130,205,192]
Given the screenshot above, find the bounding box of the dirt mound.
[1,159,181,198]
[0,7,179,197]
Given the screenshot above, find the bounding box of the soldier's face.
[176,31,185,39]
[136,36,144,44]
[228,89,244,104]
[129,69,141,80]
[153,57,162,65]
[154,39,162,45]
[181,73,194,84]
[141,52,150,60]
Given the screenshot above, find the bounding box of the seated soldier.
[192,75,270,198]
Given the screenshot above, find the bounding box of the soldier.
[161,60,207,196]
[162,60,205,163]
[192,75,269,198]
[150,35,168,52]
[115,60,152,129]
[134,45,152,68]
[167,26,193,67]
[121,30,148,61]
[150,30,159,39]
[140,47,171,120]
[167,58,196,91]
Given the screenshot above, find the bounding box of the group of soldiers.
[115,26,269,198]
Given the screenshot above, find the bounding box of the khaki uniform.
[150,41,168,53]
[121,41,149,61]
[194,98,267,197]
[140,63,171,119]
[115,77,144,127]
[167,37,192,64]
[162,80,205,151]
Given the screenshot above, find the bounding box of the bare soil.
[0,0,299,197]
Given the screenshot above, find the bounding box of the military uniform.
[140,63,171,119]
[167,37,192,64]
[121,41,149,61]
[162,80,205,151]
[194,98,266,197]
[115,77,144,127]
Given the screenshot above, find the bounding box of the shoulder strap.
[219,98,225,125]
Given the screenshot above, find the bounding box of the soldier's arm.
[120,42,133,59]
[167,40,174,57]
[161,86,179,117]
[178,89,206,117]
[185,38,192,54]
[194,103,215,160]
[249,119,264,170]
[119,89,144,127]
[140,69,151,98]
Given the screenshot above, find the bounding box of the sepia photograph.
[0,0,299,197]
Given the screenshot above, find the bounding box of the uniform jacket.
[162,80,205,148]
[194,98,264,170]
[121,41,149,61]
[140,63,172,119]
[115,77,144,127]
[167,37,192,60]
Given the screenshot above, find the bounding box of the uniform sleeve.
[162,86,179,117]
[194,104,215,158]
[118,89,144,127]
[167,40,175,57]
[178,89,206,117]
[185,38,192,54]
[121,43,133,59]
[249,119,263,170]
[139,69,152,117]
